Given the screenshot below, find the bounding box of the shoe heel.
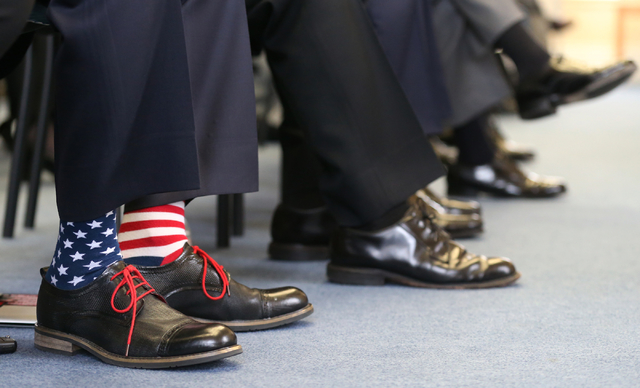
[34,330,81,356]
[518,96,556,120]
[447,176,480,197]
[326,264,386,286]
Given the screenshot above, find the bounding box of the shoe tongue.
[177,242,194,261]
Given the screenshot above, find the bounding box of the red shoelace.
[110,265,157,357]
[192,246,230,300]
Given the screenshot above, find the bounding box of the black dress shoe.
[268,204,337,261]
[417,187,481,215]
[269,195,484,259]
[413,189,483,238]
[327,199,520,289]
[136,244,314,331]
[447,152,566,198]
[486,120,535,162]
[516,59,637,120]
[35,261,241,369]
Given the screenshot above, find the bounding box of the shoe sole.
[34,325,242,369]
[445,226,484,239]
[196,304,314,332]
[327,264,521,289]
[268,242,328,261]
[447,178,566,198]
[506,151,535,162]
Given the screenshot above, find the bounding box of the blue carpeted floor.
[1,87,640,387]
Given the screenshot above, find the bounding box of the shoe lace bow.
[192,246,230,300]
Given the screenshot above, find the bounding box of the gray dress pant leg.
[429,0,526,125]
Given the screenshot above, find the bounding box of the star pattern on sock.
[87,220,103,229]
[68,276,84,287]
[83,261,102,270]
[101,247,116,255]
[86,240,102,250]
[45,211,122,290]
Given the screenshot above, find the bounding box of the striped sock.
[118,202,188,266]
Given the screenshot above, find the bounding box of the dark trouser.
[278,115,325,211]
[49,0,257,221]
[453,113,495,166]
[129,0,444,226]
[364,0,451,136]
[248,0,444,227]
[0,0,33,58]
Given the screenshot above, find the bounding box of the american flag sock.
[118,202,188,266]
[45,210,122,290]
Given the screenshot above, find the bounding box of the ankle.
[45,211,122,290]
[353,203,409,232]
[118,201,188,266]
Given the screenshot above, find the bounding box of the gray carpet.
[1,86,640,387]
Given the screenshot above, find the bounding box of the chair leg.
[217,194,231,248]
[232,193,244,236]
[3,46,34,238]
[115,206,122,232]
[25,35,55,229]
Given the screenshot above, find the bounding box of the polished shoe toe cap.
[483,257,517,281]
[165,322,237,357]
[526,174,567,197]
[262,287,309,317]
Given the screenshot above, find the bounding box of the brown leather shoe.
[35,261,241,369]
[136,244,314,331]
[327,198,520,289]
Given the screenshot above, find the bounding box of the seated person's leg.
[496,21,636,119]
[114,0,312,332]
[447,113,567,198]
[250,0,519,288]
[35,0,258,368]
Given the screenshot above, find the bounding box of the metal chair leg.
[216,194,231,248]
[232,193,244,236]
[3,46,34,238]
[25,35,54,229]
